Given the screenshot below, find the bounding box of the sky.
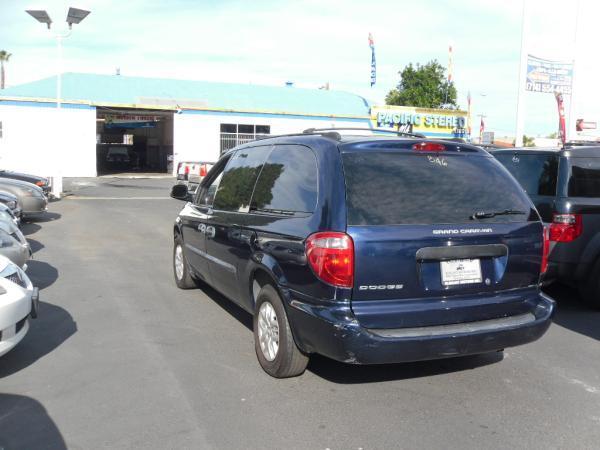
[0,0,597,138]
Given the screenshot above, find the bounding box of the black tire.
[253,285,309,378]
[580,259,600,310]
[173,236,196,289]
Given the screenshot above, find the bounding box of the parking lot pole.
[514,0,530,147]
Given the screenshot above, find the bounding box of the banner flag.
[448,45,453,83]
[555,92,567,146]
[369,32,376,87]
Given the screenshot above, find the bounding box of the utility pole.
[515,0,530,147]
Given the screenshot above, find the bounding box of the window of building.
[220,124,270,154]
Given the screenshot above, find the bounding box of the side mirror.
[170,184,191,201]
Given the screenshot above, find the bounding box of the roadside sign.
[482,131,494,145]
[576,119,597,131]
[526,55,573,95]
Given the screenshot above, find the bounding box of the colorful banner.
[371,105,468,138]
[369,33,376,87]
[555,92,566,146]
[526,55,573,95]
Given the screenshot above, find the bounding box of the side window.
[213,146,272,212]
[251,145,318,214]
[568,157,600,197]
[195,160,228,207]
[196,172,223,206]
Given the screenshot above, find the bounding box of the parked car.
[0,254,39,357]
[0,170,50,195]
[491,146,600,308]
[0,179,48,219]
[0,191,22,223]
[171,130,555,378]
[105,145,137,171]
[0,209,30,268]
[0,204,19,227]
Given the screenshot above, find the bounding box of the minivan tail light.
[412,142,446,152]
[305,232,354,288]
[549,214,582,242]
[541,226,550,274]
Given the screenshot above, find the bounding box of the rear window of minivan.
[494,153,559,196]
[568,157,600,197]
[342,152,534,226]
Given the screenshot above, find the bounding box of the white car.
[0,255,38,357]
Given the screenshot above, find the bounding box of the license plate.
[440,259,482,286]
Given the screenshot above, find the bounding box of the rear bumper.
[287,291,555,365]
[21,196,48,216]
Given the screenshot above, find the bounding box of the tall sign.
[526,55,573,95]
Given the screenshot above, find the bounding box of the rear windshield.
[568,157,600,197]
[342,152,535,225]
[494,153,558,196]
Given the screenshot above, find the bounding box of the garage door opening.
[96,108,174,176]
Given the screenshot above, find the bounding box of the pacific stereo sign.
[371,105,468,138]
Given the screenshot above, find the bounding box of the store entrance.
[96,108,174,175]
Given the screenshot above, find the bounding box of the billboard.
[526,55,573,95]
[371,105,468,138]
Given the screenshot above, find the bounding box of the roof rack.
[302,127,426,139]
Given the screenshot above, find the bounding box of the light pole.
[26,7,90,197]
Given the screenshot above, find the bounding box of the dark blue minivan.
[171,131,555,378]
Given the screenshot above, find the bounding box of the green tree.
[0,51,12,89]
[385,60,457,109]
[513,135,536,147]
[523,135,536,147]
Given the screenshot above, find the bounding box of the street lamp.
[26,7,91,198]
[26,7,91,109]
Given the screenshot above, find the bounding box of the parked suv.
[171,131,555,378]
[492,146,600,308]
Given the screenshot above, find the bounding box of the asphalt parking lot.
[1,177,599,450]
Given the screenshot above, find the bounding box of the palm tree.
[0,51,12,89]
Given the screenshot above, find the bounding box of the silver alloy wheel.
[174,244,184,280]
[257,301,279,361]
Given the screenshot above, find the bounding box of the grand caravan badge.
[432,228,493,235]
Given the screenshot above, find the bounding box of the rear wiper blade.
[469,209,527,220]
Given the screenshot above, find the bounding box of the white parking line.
[66,196,171,200]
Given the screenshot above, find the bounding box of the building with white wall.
[0,73,371,177]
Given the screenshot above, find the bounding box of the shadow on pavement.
[200,283,253,331]
[27,212,61,223]
[27,238,44,255]
[20,222,41,237]
[0,394,67,450]
[0,301,77,379]
[200,283,505,382]
[544,283,600,341]
[26,260,59,290]
[307,352,503,384]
